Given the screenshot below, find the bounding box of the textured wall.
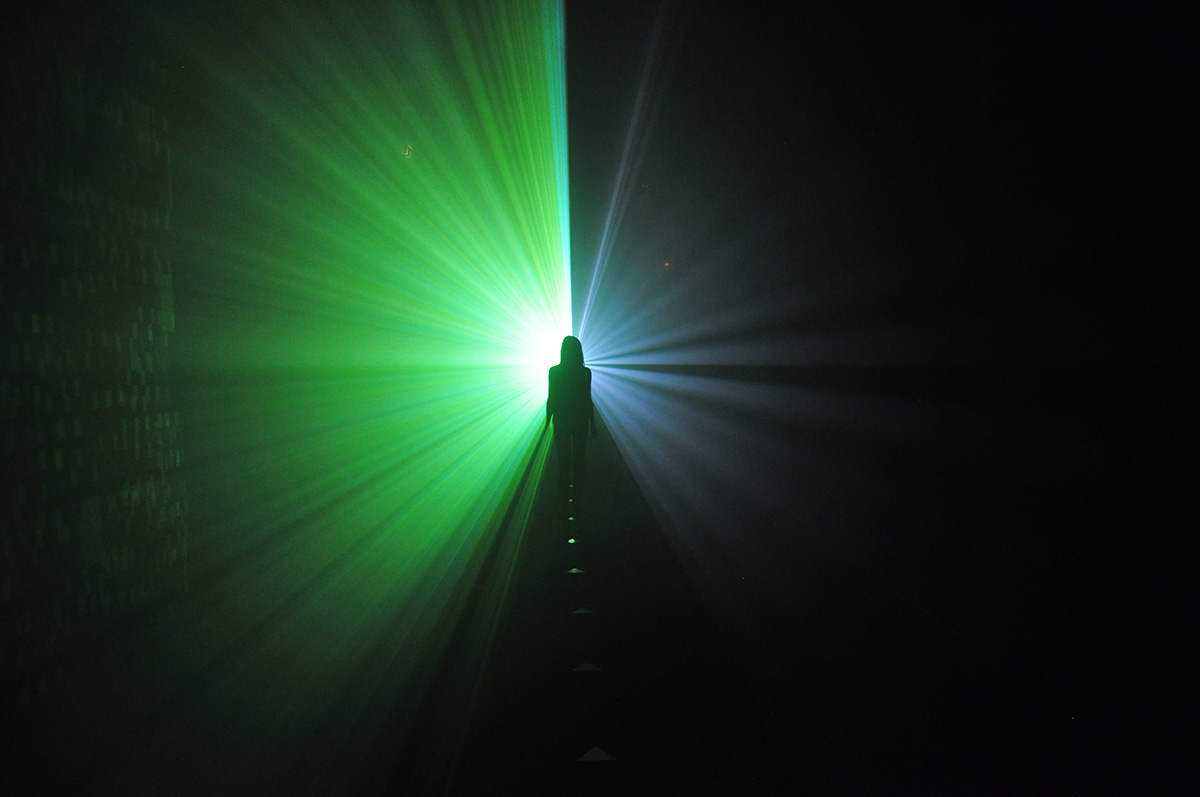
[1,3,187,709]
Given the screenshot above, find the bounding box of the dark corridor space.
[377,369,1191,795]
[372,414,784,794]
[4,2,1193,793]
[4,373,1191,794]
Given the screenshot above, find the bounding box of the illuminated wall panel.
[1,3,186,704]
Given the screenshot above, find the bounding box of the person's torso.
[550,366,590,426]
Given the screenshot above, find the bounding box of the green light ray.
[148,1,570,780]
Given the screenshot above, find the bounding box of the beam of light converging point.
[130,1,570,787]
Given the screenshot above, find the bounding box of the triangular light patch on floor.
[577,746,616,761]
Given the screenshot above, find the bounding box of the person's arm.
[546,367,554,427]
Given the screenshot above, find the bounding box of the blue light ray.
[576,4,670,339]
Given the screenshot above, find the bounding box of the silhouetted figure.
[546,336,595,491]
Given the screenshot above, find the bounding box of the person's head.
[560,335,584,367]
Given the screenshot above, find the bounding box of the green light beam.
[119,1,573,785]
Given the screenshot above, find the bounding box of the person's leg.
[571,425,587,482]
[553,425,571,492]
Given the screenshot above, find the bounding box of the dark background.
[2,0,1193,792]
[560,0,1193,790]
[568,0,1189,368]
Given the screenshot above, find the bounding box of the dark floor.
[358,417,782,795]
[450,429,787,795]
[5,372,1191,795]
[367,371,1193,795]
